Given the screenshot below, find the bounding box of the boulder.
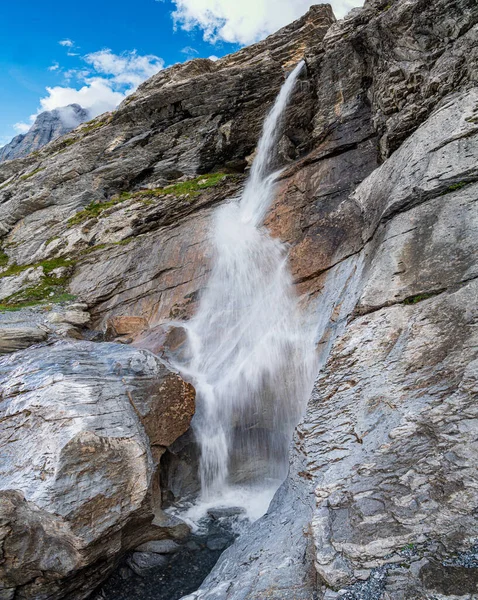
[0,340,194,599]
[135,539,181,554]
[0,326,47,354]
[126,552,169,576]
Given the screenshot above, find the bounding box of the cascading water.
[174,61,317,520]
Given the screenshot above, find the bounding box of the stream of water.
[174,61,316,521]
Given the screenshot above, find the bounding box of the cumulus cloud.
[13,122,32,134]
[171,0,364,45]
[39,79,126,116]
[13,49,164,135]
[84,49,164,88]
[43,49,163,117]
[59,39,74,47]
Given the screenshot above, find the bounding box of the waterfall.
[175,61,316,519]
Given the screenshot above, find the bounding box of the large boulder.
[0,341,194,599]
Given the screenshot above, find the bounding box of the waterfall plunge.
[175,61,316,520]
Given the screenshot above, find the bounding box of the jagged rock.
[0,341,194,599]
[0,104,89,162]
[0,0,477,598]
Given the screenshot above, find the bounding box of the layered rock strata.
[0,0,477,598]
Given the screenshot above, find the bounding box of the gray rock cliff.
[0,0,477,598]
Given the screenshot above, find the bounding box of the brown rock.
[105,316,148,339]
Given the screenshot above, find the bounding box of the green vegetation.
[68,172,231,227]
[441,181,470,195]
[55,137,78,153]
[0,250,9,268]
[45,235,60,246]
[0,257,72,280]
[465,115,478,124]
[146,172,230,197]
[81,238,134,255]
[0,258,76,311]
[403,291,441,305]
[80,118,110,134]
[20,167,45,181]
[68,195,132,226]
[0,292,76,312]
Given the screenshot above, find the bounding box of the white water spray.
[175,61,316,518]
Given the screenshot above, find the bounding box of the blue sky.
[0,0,363,146]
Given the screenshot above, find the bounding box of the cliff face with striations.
[1,0,478,598]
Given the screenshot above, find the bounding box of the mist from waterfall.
[174,61,316,520]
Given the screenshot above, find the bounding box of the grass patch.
[46,235,60,246]
[403,291,441,305]
[145,172,230,198]
[0,250,9,268]
[0,259,76,310]
[81,238,134,255]
[441,181,470,195]
[0,257,73,279]
[20,167,45,181]
[68,173,231,227]
[67,194,132,226]
[80,118,109,134]
[0,292,76,312]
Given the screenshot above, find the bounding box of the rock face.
[181,1,478,598]
[0,0,477,599]
[0,104,89,162]
[0,341,194,599]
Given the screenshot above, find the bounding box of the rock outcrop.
[0,104,89,162]
[181,1,478,599]
[0,341,194,599]
[0,0,477,598]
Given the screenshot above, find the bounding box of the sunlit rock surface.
[0,0,477,598]
[0,341,194,599]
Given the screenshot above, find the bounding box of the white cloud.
[181,46,199,54]
[38,49,164,119]
[59,39,74,47]
[84,49,164,88]
[7,48,164,141]
[13,121,32,134]
[171,0,364,45]
[39,79,126,117]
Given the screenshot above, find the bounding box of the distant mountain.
[0,104,89,162]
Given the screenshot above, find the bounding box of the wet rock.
[206,536,231,552]
[127,552,169,576]
[152,511,191,540]
[135,540,181,554]
[207,507,247,520]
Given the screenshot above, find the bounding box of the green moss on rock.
[403,291,442,305]
[20,167,45,181]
